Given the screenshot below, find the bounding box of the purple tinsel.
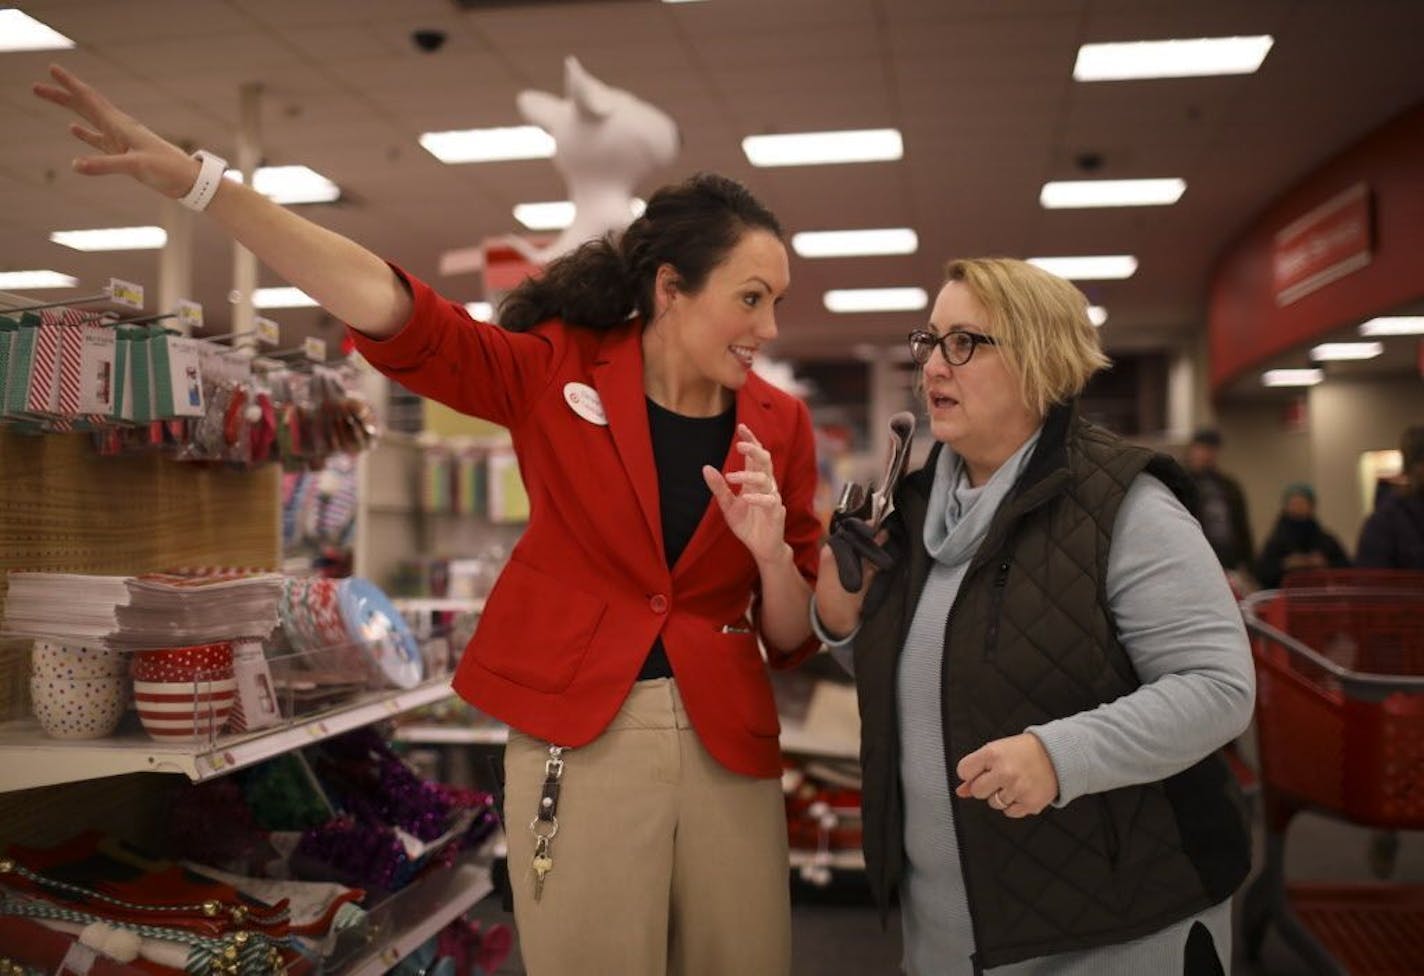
[293,728,497,891]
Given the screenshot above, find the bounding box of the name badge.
[563,382,607,426]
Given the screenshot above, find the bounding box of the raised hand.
[703,423,787,568]
[33,64,198,199]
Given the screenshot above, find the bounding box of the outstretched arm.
[33,64,410,338]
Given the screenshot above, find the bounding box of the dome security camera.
[412,29,447,53]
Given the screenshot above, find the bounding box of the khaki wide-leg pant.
[503,678,792,976]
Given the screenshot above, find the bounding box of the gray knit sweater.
[818,431,1255,975]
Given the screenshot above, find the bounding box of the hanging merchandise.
[0,832,298,975]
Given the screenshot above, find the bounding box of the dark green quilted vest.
[852,402,1250,970]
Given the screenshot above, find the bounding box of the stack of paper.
[2,570,282,649]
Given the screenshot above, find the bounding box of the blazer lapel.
[592,324,664,556]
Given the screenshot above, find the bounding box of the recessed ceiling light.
[0,270,77,289]
[0,10,74,52]
[1027,255,1138,280]
[1359,316,1424,336]
[1074,36,1274,81]
[823,288,927,313]
[50,226,167,252]
[225,166,340,205]
[1040,179,1186,209]
[742,129,903,167]
[1086,305,1108,327]
[512,199,647,231]
[1311,342,1383,361]
[465,301,495,320]
[420,126,555,164]
[253,287,318,309]
[1262,368,1323,387]
[792,228,918,258]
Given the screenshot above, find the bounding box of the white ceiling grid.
[0,0,1420,366]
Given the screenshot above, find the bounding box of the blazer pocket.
[715,630,781,738]
[473,559,606,693]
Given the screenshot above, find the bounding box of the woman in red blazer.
[38,67,821,975]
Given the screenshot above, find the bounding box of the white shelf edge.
[392,720,859,760]
[0,678,454,793]
[340,855,495,976]
[777,724,859,761]
[394,723,508,745]
[788,849,865,871]
[391,597,486,614]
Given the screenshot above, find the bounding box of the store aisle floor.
[468,808,1423,975]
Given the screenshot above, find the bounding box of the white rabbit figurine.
[506,56,680,264]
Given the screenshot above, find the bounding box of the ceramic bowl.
[30,640,124,681]
[29,675,126,739]
[133,679,235,741]
[130,642,233,683]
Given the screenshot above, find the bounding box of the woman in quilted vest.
[814,257,1255,976]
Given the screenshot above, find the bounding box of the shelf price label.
[176,299,203,333]
[107,278,144,310]
[303,336,326,362]
[255,317,280,347]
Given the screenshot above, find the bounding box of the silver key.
[532,854,553,901]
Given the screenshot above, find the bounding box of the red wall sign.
[1271,183,1372,306]
[1208,104,1424,392]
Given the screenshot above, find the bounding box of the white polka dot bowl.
[29,675,127,739]
[30,640,124,681]
[133,679,236,742]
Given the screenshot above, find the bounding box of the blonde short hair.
[943,257,1111,416]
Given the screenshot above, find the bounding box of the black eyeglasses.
[907,329,997,366]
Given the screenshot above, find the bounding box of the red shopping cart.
[1240,584,1424,975]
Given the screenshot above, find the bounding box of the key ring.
[529,816,559,840]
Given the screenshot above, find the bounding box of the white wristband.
[179,150,227,212]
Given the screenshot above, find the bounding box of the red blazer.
[350,268,822,778]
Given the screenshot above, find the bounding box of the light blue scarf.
[922,430,1042,569]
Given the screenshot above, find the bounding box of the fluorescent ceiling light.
[743,129,903,167]
[420,126,555,164]
[1311,341,1383,361]
[0,10,75,52]
[824,287,927,314]
[465,301,495,320]
[512,199,647,231]
[0,270,77,289]
[792,228,918,258]
[1040,179,1186,209]
[253,287,318,309]
[1087,305,1108,327]
[225,166,340,205]
[50,226,167,252]
[1359,316,1424,336]
[1262,368,1323,387]
[1074,36,1274,81]
[1027,255,1138,280]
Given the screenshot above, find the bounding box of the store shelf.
[337,844,497,976]
[394,723,508,745]
[394,718,859,760]
[778,721,859,761]
[391,597,486,614]
[0,677,454,793]
[788,848,866,871]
